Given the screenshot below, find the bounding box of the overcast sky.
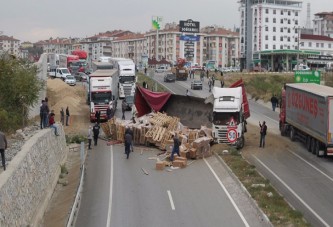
[0,0,331,42]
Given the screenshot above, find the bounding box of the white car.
[65,75,76,86]
[155,66,168,73]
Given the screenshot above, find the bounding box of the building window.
[273,18,276,23]
[295,38,298,42]
[265,35,269,40]
[280,19,283,24]
[281,10,284,15]
[280,37,283,41]
[288,11,291,16]
[288,28,291,33]
[265,18,269,22]
[266,9,269,14]
[265,44,268,49]
[295,12,298,16]
[280,28,283,32]
[295,20,298,25]
[280,45,283,49]
[288,46,290,49]
[309,42,312,47]
[316,43,319,48]
[287,37,290,42]
[273,36,276,41]
[273,27,276,32]
[265,27,269,31]
[288,20,291,24]
[273,9,276,14]
[329,44,332,48]
[273,44,276,49]
[321,43,324,48]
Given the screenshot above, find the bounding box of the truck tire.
[306,136,311,152]
[236,136,245,149]
[290,127,296,141]
[314,140,321,157]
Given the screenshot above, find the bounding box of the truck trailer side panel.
[285,83,333,145]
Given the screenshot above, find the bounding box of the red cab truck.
[280,83,333,157]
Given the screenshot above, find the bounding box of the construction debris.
[101,111,213,171]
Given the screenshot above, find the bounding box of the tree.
[0,53,45,132]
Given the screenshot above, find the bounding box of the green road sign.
[294,70,321,84]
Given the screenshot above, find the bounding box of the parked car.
[124,95,134,111]
[65,75,76,86]
[163,73,176,82]
[155,66,168,73]
[191,80,203,90]
[75,72,88,82]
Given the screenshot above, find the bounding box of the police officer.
[93,122,100,146]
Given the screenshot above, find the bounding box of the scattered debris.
[251,184,266,188]
[267,192,273,197]
[141,168,149,175]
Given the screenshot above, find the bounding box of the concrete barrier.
[0,125,67,227]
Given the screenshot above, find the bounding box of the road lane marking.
[288,149,333,183]
[252,155,329,227]
[106,145,114,227]
[250,108,279,124]
[203,158,250,227]
[167,190,175,210]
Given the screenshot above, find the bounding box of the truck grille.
[215,127,233,145]
[123,86,132,96]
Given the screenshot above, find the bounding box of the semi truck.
[109,58,136,98]
[171,58,188,81]
[92,61,113,72]
[206,79,250,149]
[71,50,88,73]
[87,69,119,122]
[279,83,333,157]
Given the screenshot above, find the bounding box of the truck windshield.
[213,112,239,125]
[119,76,135,83]
[61,69,70,74]
[91,92,112,104]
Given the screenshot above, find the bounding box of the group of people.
[39,97,70,136]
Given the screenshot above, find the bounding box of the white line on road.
[167,190,175,210]
[250,108,279,124]
[203,158,250,227]
[252,155,330,227]
[288,149,333,183]
[106,145,114,227]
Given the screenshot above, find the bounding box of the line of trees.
[0,53,45,133]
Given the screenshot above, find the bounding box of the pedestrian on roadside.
[93,122,100,146]
[206,70,209,78]
[39,100,45,129]
[259,121,267,148]
[212,74,215,86]
[143,81,147,89]
[220,78,224,88]
[41,99,49,128]
[200,70,204,82]
[65,106,70,126]
[60,107,65,125]
[122,99,127,120]
[271,95,278,112]
[49,111,59,136]
[0,130,8,171]
[186,89,190,96]
[208,78,212,92]
[106,106,112,120]
[144,67,147,75]
[87,125,93,149]
[95,110,101,124]
[45,97,50,127]
[170,132,181,161]
[124,128,133,159]
[125,126,134,153]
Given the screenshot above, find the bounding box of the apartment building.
[41,38,74,55]
[313,12,333,38]
[239,0,303,70]
[0,35,20,56]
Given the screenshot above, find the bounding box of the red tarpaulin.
[229,79,251,119]
[135,86,171,117]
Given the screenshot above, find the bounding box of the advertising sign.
[179,19,200,33]
[185,53,194,58]
[184,42,194,46]
[180,35,200,42]
[152,16,163,30]
[294,70,321,84]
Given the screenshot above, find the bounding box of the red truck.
[71,50,88,73]
[280,83,333,157]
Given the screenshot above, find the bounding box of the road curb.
[214,152,273,226]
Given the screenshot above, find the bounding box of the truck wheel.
[306,136,311,152]
[290,127,296,141]
[315,141,321,157]
[237,136,245,149]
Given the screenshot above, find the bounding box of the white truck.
[207,79,250,149]
[48,67,71,80]
[110,58,136,98]
[87,69,118,122]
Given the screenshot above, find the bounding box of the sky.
[0,0,331,42]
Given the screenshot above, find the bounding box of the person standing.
[87,126,93,150]
[170,132,181,161]
[106,106,112,120]
[124,129,133,159]
[212,74,215,86]
[206,70,209,78]
[200,70,204,82]
[186,89,190,96]
[93,122,100,146]
[95,110,101,124]
[122,100,127,120]
[259,121,267,148]
[271,95,278,112]
[44,97,50,127]
[0,130,7,170]
[41,100,49,128]
[60,107,65,125]
[39,100,45,129]
[66,106,70,126]
[220,78,224,88]
[125,126,134,153]
[144,67,147,75]
[208,78,212,92]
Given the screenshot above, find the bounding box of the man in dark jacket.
[125,126,134,152]
[93,122,100,146]
[122,100,127,120]
[170,132,181,161]
[0,131,7,170]
[95,110,101,124]
[259,121,267,148]
[124,130,133,159]
[66,106,70,126]
[271,95,278,111]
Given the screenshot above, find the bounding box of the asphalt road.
[154,71,333,226]
[75,72,269,227]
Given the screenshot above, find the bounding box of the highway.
[75,71,269,227]
[151,71,333,227]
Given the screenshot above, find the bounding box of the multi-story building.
[313,12,333,38]
[41,38,74,55]
[0,35,20,56]
[239,0,303,71]
[112,33,146,66]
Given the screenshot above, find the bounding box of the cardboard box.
[180,151,187,158]
[172,160,186,168]
[156,161,165,170]
[174,157,187,166]
[189,148,197,159]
